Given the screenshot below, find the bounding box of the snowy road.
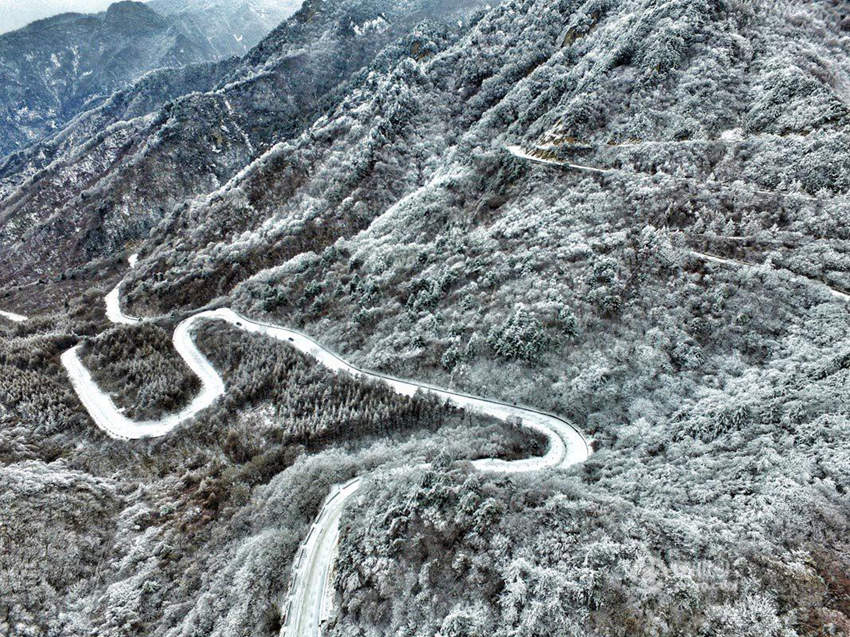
[689,250,850,302]
[79,279,592,464]
[506,144,611,174]
[0,309,28,322]
[282,478,363,636]
[104,284,142,325]
[66,303,591,470]
[61,312,227,440]
[63,266,591,635]
[507,144,822,202]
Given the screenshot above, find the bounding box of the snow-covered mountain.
[0,0,299,157]
[1,0,850,635]
[146,0,303,58]
[0,0,487,292]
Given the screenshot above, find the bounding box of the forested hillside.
[0,0,488,308]
[1,0,849,634]
[2,309,530,635]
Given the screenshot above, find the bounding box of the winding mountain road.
[60,259,591,635]
[86,284,591,470]
[689,249,850,302]
[507,144,824,202]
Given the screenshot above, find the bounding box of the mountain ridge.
[0,0,488,303]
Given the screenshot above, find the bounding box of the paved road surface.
[282,478,363,636]
[74,283,592,466]
[506,144,611,174]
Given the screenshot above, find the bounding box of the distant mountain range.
[0,0,487,293]
[0,0,300,157]
[146,0,303,58]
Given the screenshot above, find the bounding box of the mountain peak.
[103,1,166,31]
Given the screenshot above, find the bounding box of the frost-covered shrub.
[441,341,462,370]
[407,268,458,314]
[586,256,625,317]
[558,306,579,338]
[486,307,547,362]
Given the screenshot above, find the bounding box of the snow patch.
[720,128,744,142]
[351,15,388,37]
[0,309,28,323]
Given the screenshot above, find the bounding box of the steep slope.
[124,0,850,380]
[0,0,489,310]
[2,0,850,635]
[101,0,848,633]
[120,0,849,321]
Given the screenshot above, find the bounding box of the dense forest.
[80,324,200,420]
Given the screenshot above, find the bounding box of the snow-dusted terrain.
[60,265,591,633]
[7,0,850,632]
